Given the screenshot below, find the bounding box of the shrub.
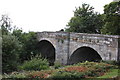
[74,61,116,69]
[3,72,27,78]
[70,61,118,77]
[51,71,86,78]
[101,60,119,65]
[27,71,50,78]
[64,66,87,72]
[19,55,49,71]
[2,34,22,73]
[54,61,63,69]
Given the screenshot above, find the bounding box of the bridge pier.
[55,32,70,65]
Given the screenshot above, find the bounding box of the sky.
[0,0,113,32]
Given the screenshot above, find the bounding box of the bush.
[101,60,119,65]
[54,61,63,69]
[74,61,116,69]
[27,71,50,78]
[19,55,49,71]
[51,71,86,78]
[3,72,27,78]
[2,34,22,73]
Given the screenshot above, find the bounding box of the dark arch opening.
[68,46,102,65]
[37,40,55,66]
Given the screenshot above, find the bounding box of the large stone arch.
[37,39,56,66]
[69,43,105,59]
[68,46,102,64]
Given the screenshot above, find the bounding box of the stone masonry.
[37,31,120,64]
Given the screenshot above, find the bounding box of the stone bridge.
[37,31,120,65]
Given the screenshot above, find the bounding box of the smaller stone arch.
[68,46,102,64]
[37,40,56,66]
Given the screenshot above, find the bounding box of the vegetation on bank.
[2,61,119,79]
[19,55,49,71]
[97,69,119,78]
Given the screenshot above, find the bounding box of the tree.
[12,28,39,62]
[2,34,22,73]
[0,14,40,73]
[11,20,40,62]
[101,1,120,35]
[0,15,12,35]
[0,15,23,73]
[65,3,104,34]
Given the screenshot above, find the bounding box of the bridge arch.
[68,46,102,64]
[37,40,55,66]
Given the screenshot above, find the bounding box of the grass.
[97,69,119,78]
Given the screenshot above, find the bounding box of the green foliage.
[101,1,120,35]
[1,15,23,73]
[51,71,85,79]
[97,69,119,78]
[54,61,63,69]
[101,60,119,65]
[1,14,40,73]
[12,29,39,62]
[19,55,49,71]
[3,62,118,79]
[3,72,27,78]
[2,34,22,73]
[65,3,104,34]
[0,15,12,35]
[74,61,116,69]
[51,61,117,79]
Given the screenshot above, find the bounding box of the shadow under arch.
[68,46,102,65]
[37,40,55,66]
